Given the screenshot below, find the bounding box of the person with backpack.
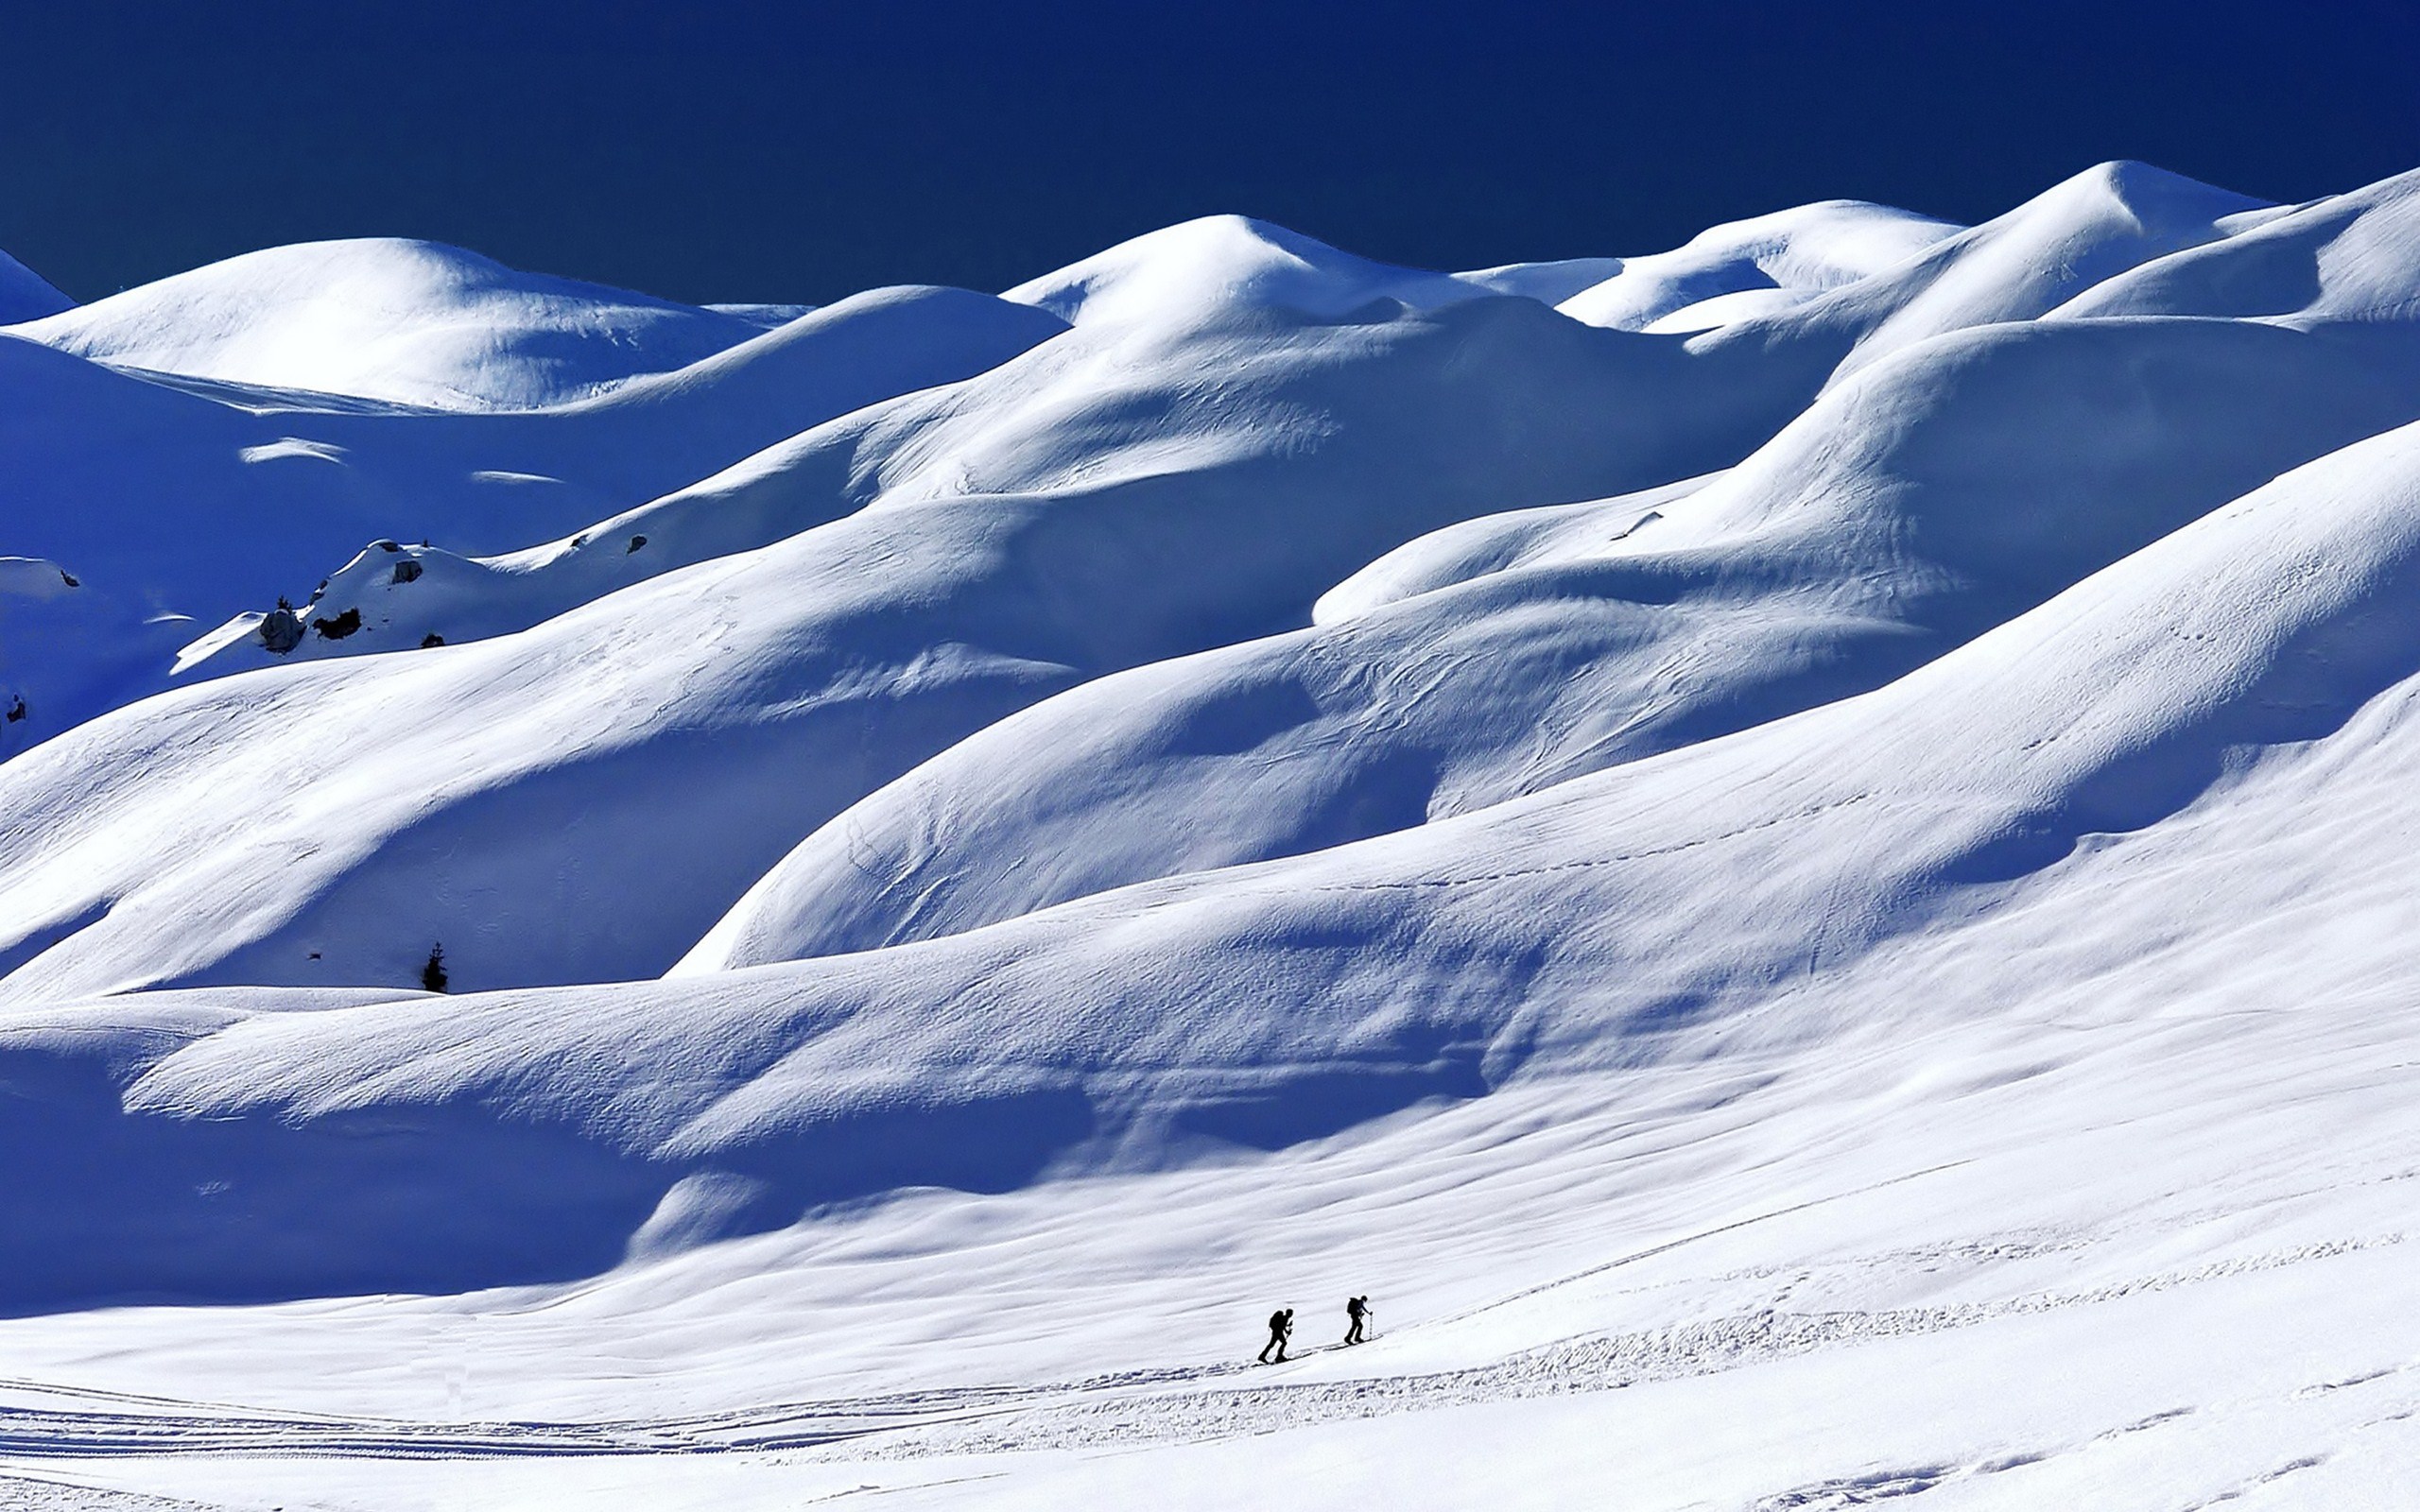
[1343,1295,1372,1345]
[1257,1307,1294,1364]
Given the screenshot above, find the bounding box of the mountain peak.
[1002,213,1488,325]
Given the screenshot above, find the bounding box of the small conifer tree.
[421,943,449,993]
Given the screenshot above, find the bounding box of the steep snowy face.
[0,248,70,323]
[5,238,771,408]
[7,163,2420,1314]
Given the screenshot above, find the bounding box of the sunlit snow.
[4,162,2420,1509]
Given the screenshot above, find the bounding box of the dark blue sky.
[4,1,2415,306]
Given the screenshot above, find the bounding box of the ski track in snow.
[0,1477,221,1511]
[0,1228,2394,1472]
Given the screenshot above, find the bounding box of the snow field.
[4,158,2420,1507]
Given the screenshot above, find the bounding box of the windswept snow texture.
[8,162,2420,1508]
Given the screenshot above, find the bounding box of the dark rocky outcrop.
[259,607,305,654]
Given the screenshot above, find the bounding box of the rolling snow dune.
[0,167,2286,753]
[688,314,2420,966]
[21,177,2382,997]
[8,412,2420,1308]
[5,238,769,409]
[1553,198,1959,333]
[2053,163,2420,325]
[1449,254,1627,304]
[0,284,1065,742]
[1000,214,1498,326]
[1807,160,2279,376]
[0,253,1861,1004]
[9,160,2420,1509]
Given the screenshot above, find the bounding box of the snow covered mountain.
[7,163,2420,1509]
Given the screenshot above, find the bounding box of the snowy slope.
[9,174,2349,997]
[0,230,1864,1001]
[5,239,771,409]
[2057,163,2420,325]
[6,161,2420,1510]
[0,283,1066,745]
[0,249,70,323]
[689,315,2420,966]
[17,406,2420,1300]
[1001,213,1498,324]
[4,301,2419,1290]
[1554,198,1957,332]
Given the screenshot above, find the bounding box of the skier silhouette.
[1343,1295,1372,1345]
[1257,1307,1294,1364]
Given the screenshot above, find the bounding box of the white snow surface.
[1553,198,1959,333]
[7,162,2420,1508]
[5,238,773,409]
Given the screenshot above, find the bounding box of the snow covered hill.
[7,162,2420,1510]
[8,238,782,409]
[0,280,1067,740]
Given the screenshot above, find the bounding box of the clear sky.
[4,0,2415,306]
